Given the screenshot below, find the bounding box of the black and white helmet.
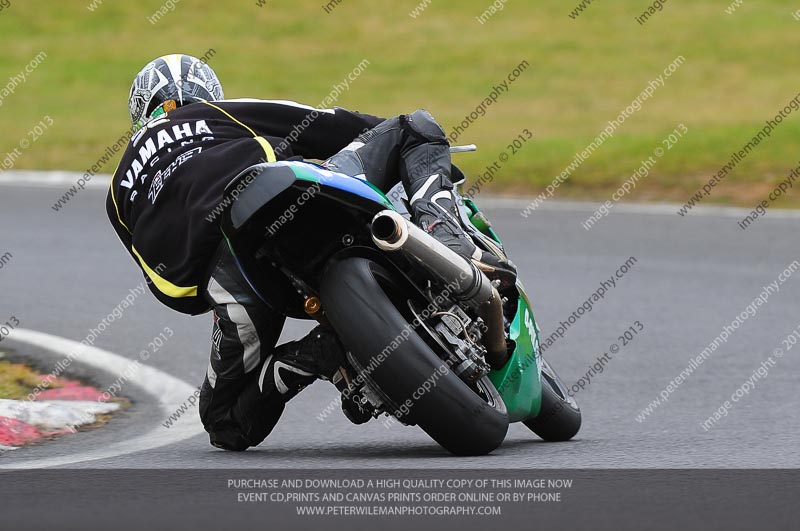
[128,53,224,130]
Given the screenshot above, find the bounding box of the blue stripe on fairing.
[272,160,394,209]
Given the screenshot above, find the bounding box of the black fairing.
[220,164,398,318]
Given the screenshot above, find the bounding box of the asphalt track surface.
[1,182,798,469]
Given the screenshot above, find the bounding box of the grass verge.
[0,1,798,207]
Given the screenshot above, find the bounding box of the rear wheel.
[524,358,581,441]
[321,257,509,456]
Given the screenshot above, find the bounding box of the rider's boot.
[262,325,346,397]
[263,325,372,425]
[409,178,517,288]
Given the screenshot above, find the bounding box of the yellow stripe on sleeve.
[254,136,277,162]
[132,246,198,299]
[201,101,277,162]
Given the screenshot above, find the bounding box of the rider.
[106,53,516,451]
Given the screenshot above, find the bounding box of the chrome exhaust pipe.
[371,210,491,303]
[371,210,508,369]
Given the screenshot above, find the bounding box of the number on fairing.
[524,309,535,339]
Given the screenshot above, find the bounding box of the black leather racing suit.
[106,100,458,450]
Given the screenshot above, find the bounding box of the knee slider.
[209,432,250,451]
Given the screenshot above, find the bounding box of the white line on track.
[0,329,204,469]
[0,170,111,189]
[478,197,800,218]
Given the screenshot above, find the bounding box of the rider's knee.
[201,412,255,451]
[402,109,448,144]
[199,382,253,451]
[199,377,286,451]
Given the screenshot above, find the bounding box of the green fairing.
[464,198,543,422]
[489,287,543,422]
[464,198,502,244]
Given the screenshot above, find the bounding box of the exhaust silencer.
[371,210,508,369]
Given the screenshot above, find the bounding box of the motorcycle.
[220,149,580,455]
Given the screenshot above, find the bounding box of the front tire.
[524,359,581,441]
[321,257,509,456]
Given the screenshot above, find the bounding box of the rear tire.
[321,257,509,456]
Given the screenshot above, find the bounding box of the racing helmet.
[128,53,224,130]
